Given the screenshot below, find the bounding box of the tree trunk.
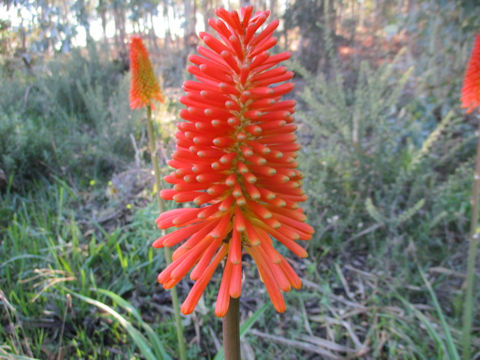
[282,0,290,50]
[202,0,214,32]
[270,0,278,16]
[113,4,128,70]
[163,2,171,51]
[149,12,159,52]
[298,0,325,73]
[184,0,197,59]
[98,0,108,48]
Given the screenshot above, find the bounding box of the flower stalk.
[223,297,241,360]
[461,34,480,360]
[146,105,188,360]
[462,117,480,360]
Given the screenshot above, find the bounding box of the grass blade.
[0,354,39,360]
[0,346,39,360]
[419,269,461,360]
[397,294,448,358]
[95,288,172,360]
[67,290,161,360]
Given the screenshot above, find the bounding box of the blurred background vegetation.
[1,0,480,358]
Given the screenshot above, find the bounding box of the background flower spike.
[129,36,163,109]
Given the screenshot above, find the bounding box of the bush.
[0,113,55,185]
[0,44,145,189]
[296,48,474,268]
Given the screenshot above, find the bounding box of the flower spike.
[155,6,314,316]
[462,34,480,114]
[129,36,163,109]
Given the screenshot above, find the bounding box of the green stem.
[462,119,480,360]
[146,105,187,360]
[223,297,241,360]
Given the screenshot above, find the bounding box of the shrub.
[0,44,145,189]
[295,49,474,268]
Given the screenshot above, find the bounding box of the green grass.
[0,179,179,358]
[1,177,477,358]
[0,179,272,359]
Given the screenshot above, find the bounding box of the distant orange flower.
[154,6,313,317]
[129,36,163,109]
[462,35,480,114]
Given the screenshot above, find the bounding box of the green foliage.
[0,44,143,188]
[292,4,480,356]
[0,179,271,359]
[0,113,55,184]
[0,180,177,358]
[404,0,480,115]
[295,38,474,265]
[67,289,172,360]
[420,269,461,360]
[295,55,419,244]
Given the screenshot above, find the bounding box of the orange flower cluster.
[154,6,313,317]
[129,36,163,109]
[462,35,480,114]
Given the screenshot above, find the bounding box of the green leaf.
[395,199,425,226]
[365,198,386,224]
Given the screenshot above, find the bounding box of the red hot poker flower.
[129,36,164,110]
[462,34,480,114]
[154,6,314,317]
